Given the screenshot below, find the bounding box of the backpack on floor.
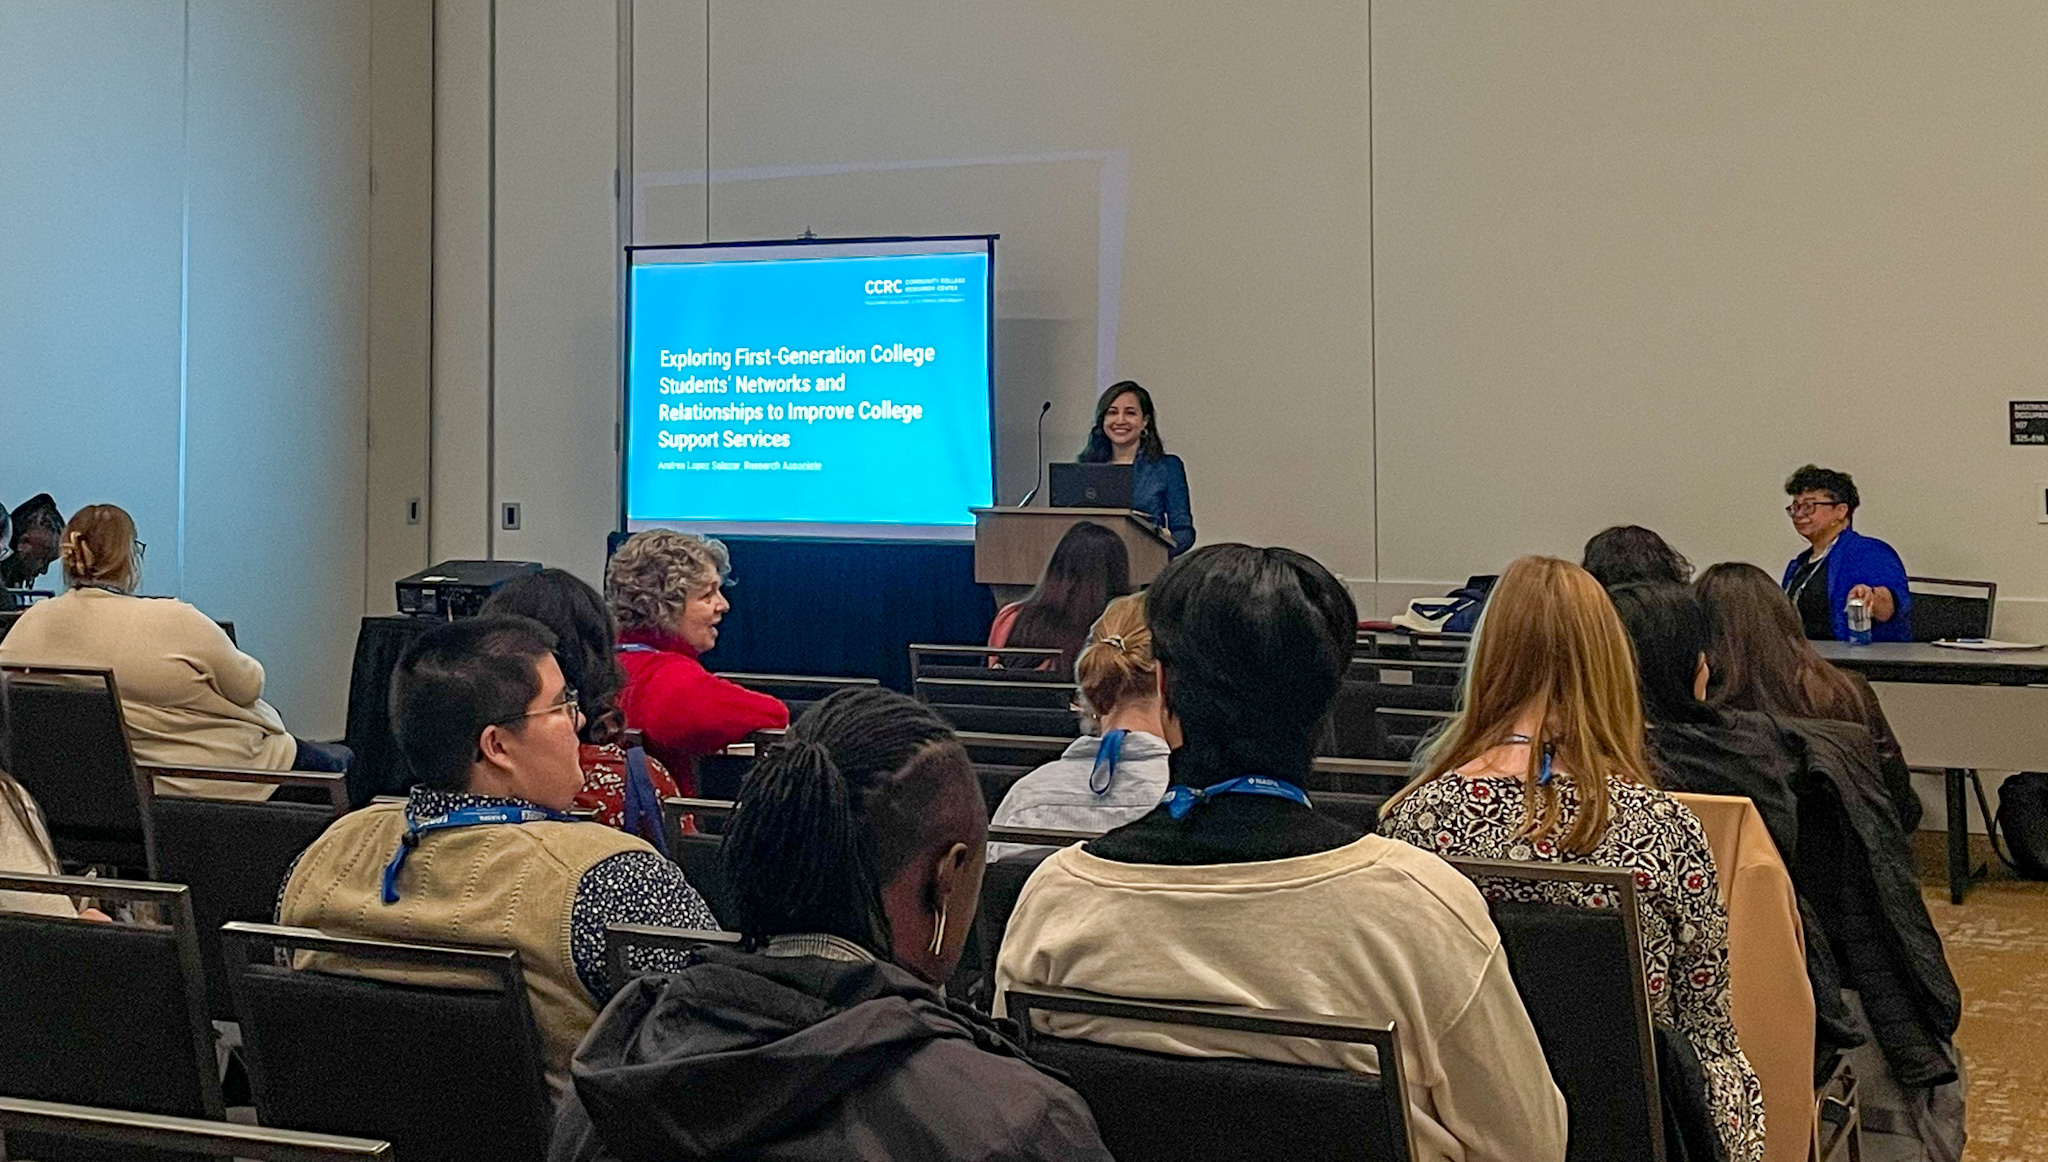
[1994,771,2048,880]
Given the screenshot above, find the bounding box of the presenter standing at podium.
[1077,381,1195,555]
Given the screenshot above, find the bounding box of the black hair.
[11,494,62,541]
[481,568,623,746]
[1077,381,1166,463]
[1147,543,1357,787]
[722,686,981,954]
[1784,464,1860,513]
[1582,525,1693,588]
[1007,521,1132,670]
[390,615,559,791]
[1606,581,1717,726]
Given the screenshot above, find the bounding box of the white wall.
[439,3,2048,638]
[1,0,392,738]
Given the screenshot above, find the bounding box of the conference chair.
[0,663,154,874]
[1903,577,1995,642]
[1445,858,1665,1162]
[602,922,742,992]
[138,766,349,1021]
[1304,755,1420,797]
[654,800,737,927]
[222,921,553,1162]
[909,643,1071,682]
[0,874,222,1162]
[1005,987,1414,1162]
[0,1098,392,1162]
[715,671,879,720]
[1813,1059,1861,1162]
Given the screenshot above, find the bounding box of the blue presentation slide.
[624,245,994,538]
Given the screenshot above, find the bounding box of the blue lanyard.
[615,643,657,654]
[1088,729,1128,795]
[381,804,571,903]
[1160,776,1312,820]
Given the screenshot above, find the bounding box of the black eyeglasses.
[1784,500,1844,518]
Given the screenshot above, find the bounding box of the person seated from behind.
[1696,562,1919,831]
[277,616,717,1101]
[480,567,680,848]
[0,503,349,800]
[1,493,64,591]
[1380,556,1765,1162]
[1607,581,1807,842]
[996,544,1566,1162]
[606,530,788,793]
[553,687,1114,1162]
[987,520,1131,671]
[1582,523,1693,588]
[989,592,1170,855]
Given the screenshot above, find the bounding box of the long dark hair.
[1008,522,1132,669]
[1695,562,1866,721]
[722,688,980,955]
[481,568,624,746]
[1078,381,1166,463]
[1149,543,1356,788]
[1607,581,1717,725]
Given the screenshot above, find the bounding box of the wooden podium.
[970,507,1174,588]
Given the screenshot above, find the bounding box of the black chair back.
[976,763,1034,813]
[909,643,1069,681]
[602,923,742,992]
[676,831,734,927]
[714,671,879,703]
[0,1097,392,1161]
[223,921,552,1162]
[931,702,1082,736]
[915,675,1078,710]
[0,874,221,1162]
[0,664,153,873]
[141,769,347,1021]
[1447,858,1664,1162]
[1905,576,1995,641]
[1006,988,1413,1162]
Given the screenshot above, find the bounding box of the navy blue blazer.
[1129,454,1195,556]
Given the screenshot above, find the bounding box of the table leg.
[1946,768,1970,905]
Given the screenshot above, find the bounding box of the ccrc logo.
[864,279,904,294]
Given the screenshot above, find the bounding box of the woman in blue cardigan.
[1076,381,1195,555]
[1781,464,1912,641]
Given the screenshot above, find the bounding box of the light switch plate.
[501,502,522,531]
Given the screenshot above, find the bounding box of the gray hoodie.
[551,946,1113,1162]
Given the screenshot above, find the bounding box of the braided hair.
[722,686,980,955]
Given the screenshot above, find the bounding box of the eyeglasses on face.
[1784,499,1845,518]
[489,687,581,729]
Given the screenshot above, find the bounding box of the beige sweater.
[0,781,76,918]
[994,834,1568,1162]
[0,588,294,798]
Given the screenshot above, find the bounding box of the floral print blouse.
[1380,772,1766,1162]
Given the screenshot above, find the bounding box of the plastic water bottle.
[1845,596,1873,646]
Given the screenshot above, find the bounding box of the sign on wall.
[2011,402,2048,445]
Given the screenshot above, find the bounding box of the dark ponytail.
[722,687,976,953]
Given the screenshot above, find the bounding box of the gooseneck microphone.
[1017,400,1053,507]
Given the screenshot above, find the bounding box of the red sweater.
[615,630,790,795]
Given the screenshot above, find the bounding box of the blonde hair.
[1076,593,1157,718]
[1384,555,1653,854]
[59,504,141,593]
[606,530,731,635]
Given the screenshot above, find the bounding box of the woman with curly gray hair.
[607,530,788,793]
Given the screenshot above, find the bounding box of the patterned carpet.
[1913,833,2048,1162]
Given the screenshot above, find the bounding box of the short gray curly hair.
[605,530,731,635]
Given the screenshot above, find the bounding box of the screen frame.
[618,234,999,543]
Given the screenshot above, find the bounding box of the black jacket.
[1783,718,1962,1089]
[550,947,1113,1162]
[1647,709,1861,1055]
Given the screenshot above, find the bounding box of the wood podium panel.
[970,508,1173,587]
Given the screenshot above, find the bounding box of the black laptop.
[1048,463,1134,508]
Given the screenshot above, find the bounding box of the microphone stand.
[1016,400,1051,507]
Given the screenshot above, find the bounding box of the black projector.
[396,560,541,619]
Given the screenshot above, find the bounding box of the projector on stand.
[396,560,541,619]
